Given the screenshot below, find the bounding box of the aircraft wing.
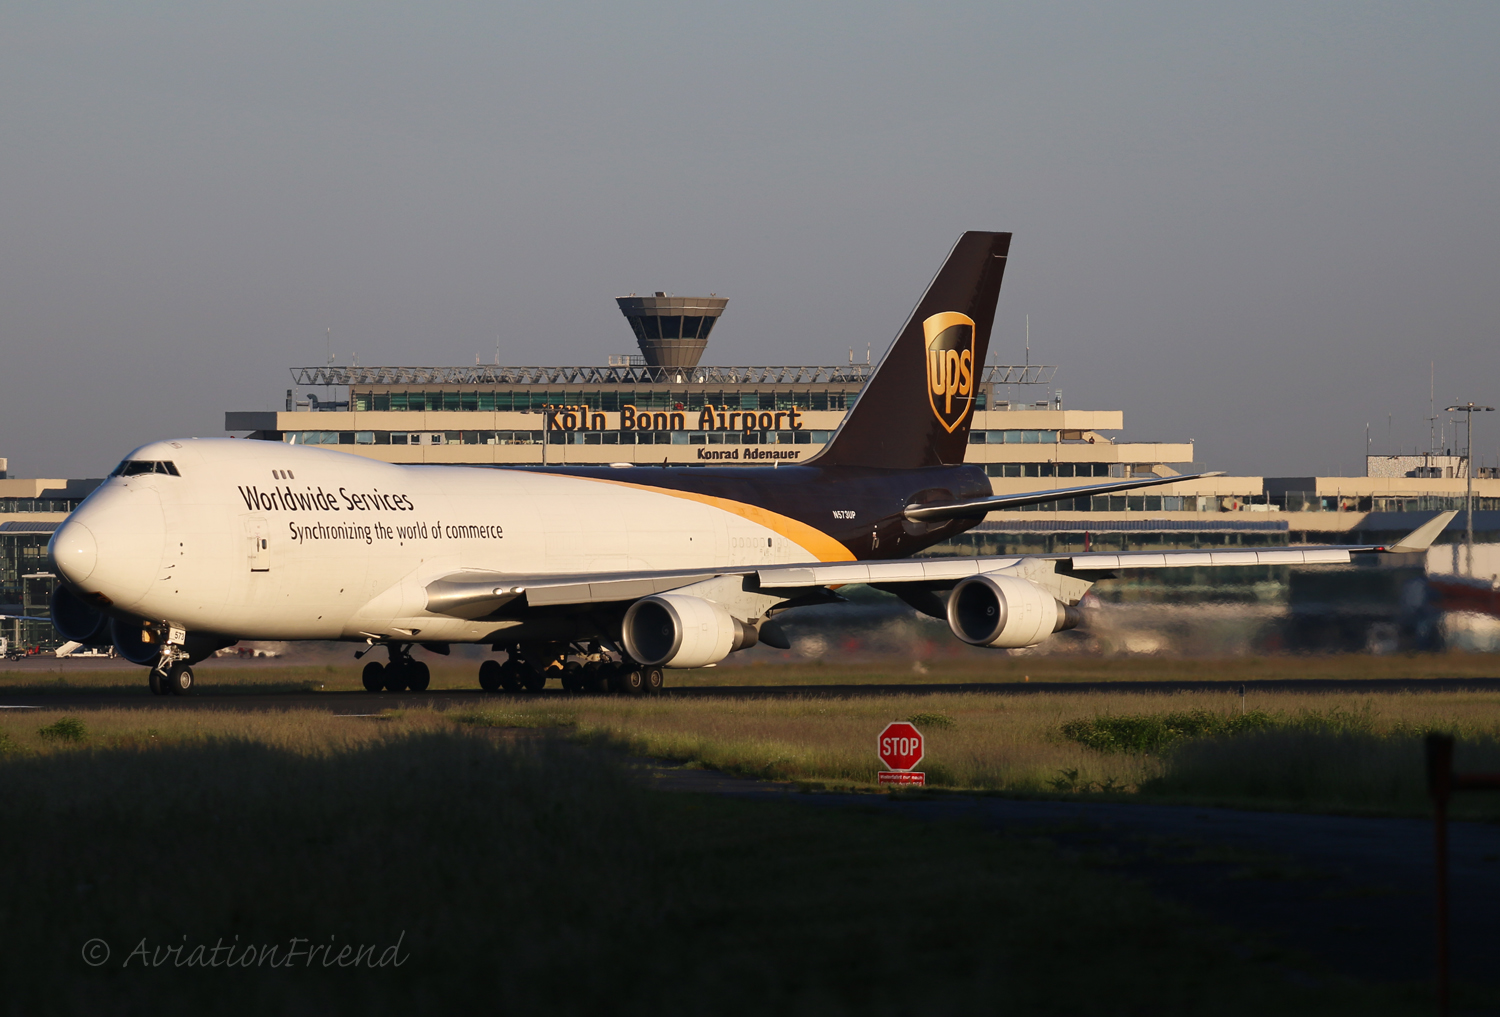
[424,567,730,619]
[904,471,1226,522]
[756,511,1456,588]
[420,512,1455,616]
[756,544,1355,587]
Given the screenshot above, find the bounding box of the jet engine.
[110,616,161,665]
[49,585,110,645]
[622,594,747,669]
[945,574,1081,649]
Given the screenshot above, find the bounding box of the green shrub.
[37,717,87,743]
[1061,705,1384,755]
[1060,709,1277,753]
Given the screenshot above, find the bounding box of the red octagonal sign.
[878,722,924,772]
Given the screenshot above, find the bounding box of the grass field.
[444,689,1500,819]
[3,649,1499,694]
[6,682,1499,821]
[0,709,1431,1014]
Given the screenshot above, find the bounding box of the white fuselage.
[50,439,841,643]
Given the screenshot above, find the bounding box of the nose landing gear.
[148,661,194,696]
[148,628,194,696]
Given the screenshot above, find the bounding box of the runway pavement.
[2,675,1500,711]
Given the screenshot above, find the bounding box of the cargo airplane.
[46,232,1454,694]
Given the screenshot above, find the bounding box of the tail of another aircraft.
[814,231,1011,470]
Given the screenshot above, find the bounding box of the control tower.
[615,293,728,369]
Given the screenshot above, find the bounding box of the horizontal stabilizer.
[1386,511,1458,553]
[903,471,1227,522]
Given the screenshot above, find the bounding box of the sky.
[1,2,1497,479]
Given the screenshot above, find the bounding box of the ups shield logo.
[924,311,976,433]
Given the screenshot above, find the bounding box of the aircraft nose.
[49,519,99,585]
[48,483,166,611]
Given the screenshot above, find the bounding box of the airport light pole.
[1444,402,1494,576]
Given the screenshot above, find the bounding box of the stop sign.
[878,722,924,771]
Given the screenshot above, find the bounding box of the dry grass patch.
[455,689,1500,817]
[0,705,453,758]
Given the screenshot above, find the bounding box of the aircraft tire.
[580,661,607,694]
[520,666,547,693]
[560,660,583,692]
[616,666,646,695]
[384,663,409,693]
[361,661,386,692]
[407,660,431,692]
[148,669,167,696]
[643,666,664,693]
[478,659,503,692]
[498,660,524,692]
[166,663,194,696]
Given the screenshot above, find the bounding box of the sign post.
[877,721,925,786]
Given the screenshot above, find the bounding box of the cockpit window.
[111,460,181,477]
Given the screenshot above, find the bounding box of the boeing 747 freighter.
[45,233,1454,694]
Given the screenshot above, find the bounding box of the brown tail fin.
[814,231,1011,469]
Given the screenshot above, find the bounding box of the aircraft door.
[246,517,270,572]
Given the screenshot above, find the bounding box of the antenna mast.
[1429,362,1435,458]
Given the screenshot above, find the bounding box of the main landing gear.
[478,643,664,696]
[359,644,432,693]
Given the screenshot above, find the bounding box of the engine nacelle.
[946,574,1081,649]
[111,616,161,665]
[622,594,741,668]
[49,585,110,644]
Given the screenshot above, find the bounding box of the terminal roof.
[291,364,1057,387]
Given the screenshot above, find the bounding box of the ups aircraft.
[46,232,1454,695]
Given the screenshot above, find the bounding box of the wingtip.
[1386,510,1459,553]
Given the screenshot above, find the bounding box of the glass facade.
[982,490,1500,513]
[0,498,88,514]
[285,430,833,447]
[969,430,1059,444]
[984,463,1112,478]
[1,532,57,651]
[353,389,862,413]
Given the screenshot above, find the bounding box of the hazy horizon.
[2,3,1497,479]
